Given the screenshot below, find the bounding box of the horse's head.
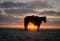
[42,17,47,23]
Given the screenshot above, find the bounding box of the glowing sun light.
[27,22,37,31]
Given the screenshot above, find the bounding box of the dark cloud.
[25,1,53,9]
[0,3,2,8]
[4,9,36,15]
[39,11,60,16]
[0,1,26,8]
[0,1,53,9]
[4,9,60,17]
[0,10,1,14]
[0,1,14,8]
[46,21,60,26]
[0,15,23,24]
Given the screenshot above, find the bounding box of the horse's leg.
[24,19,28,31]
[25,23,27,31]
[37,25,40,31]
[37,23,41,31]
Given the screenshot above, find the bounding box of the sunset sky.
[0,0,60,29]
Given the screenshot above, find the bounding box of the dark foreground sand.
[0,28,60,41]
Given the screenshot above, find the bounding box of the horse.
[24,15,47,31]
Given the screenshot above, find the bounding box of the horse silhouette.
[24,15,47,31]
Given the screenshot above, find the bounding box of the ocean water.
[0,28,60,41]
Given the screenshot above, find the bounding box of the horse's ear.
[32,15,34,16]
[36,16,38,17]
